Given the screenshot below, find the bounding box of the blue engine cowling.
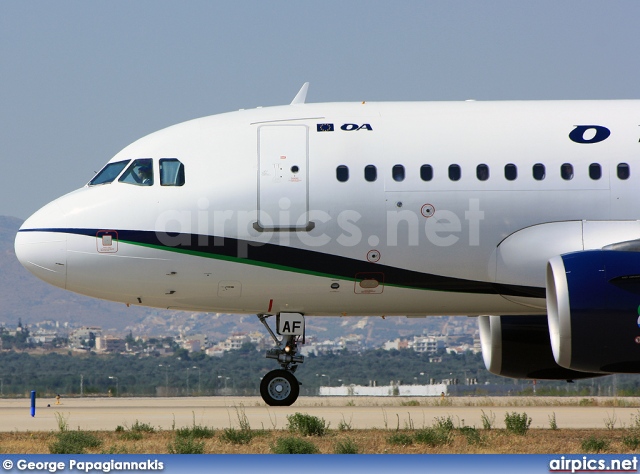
[479,315,603,380]
[547,250,640,373]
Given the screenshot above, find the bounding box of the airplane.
[14,83,640,405]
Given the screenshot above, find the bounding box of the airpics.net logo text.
[549,456,638,473]
[153,197,485,254]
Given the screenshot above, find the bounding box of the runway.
[1,396,638,432]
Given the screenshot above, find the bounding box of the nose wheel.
[256,313,305,406]
[260,369,300,406]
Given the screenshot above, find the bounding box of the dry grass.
[0,428,636,454]
[4,397,640,454]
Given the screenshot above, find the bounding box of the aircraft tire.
[260,369,299,406]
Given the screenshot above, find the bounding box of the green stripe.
[120,239,439,292]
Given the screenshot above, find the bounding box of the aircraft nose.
[14,205,67,290]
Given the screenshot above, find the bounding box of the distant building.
[26,326,60,345]
[95,335,126,353]
[183,339,201,353]
[178,333,208,351]
[221,333,250,351]
[142,346,173,356]
[382,335,447,354]
[247,331,265,348]
[27,332,58,345]
[300,340,340,356]
[69,327,102,349]
[473,337,482,353]
[411,335,445,354]
[338,334,363,352]
[319,383,449,397]
[204,332,258,356]
[447,342,481,355]
[382,338,410,351]
[205,347,225,357]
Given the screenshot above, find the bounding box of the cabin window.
[476,164,489,181]
[504,163,517,181]
[589,163,602,180]
[420,164,433,181]
[119,159,154,186]
[364,165,377,182]
[448,164,461,181]
[617,163,630,180]
[89,160,130,186]
[392,164,405,182]
[159,159,185,186]
[561,163,574,180]
[533,163,545,181]
[336,165,349,182]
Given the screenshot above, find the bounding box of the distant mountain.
[0,216,468,344]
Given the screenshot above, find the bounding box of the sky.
[2,0,640,220]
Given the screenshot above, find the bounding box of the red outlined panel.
[96,230,118,253]
[354,272,384,294]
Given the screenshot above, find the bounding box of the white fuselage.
[15,100,640,318]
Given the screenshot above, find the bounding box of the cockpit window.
[88,160,130,186]
[159,159,185,186]
[119,159,154,186]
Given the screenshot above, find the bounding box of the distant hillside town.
[0,317,481,361]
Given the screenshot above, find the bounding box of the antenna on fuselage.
[290,82,309,105]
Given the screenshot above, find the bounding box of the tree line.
[0,346,636,398]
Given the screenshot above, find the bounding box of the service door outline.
[257,125,309,231]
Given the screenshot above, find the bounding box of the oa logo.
[569,125,610,144]
[341,123,373,131]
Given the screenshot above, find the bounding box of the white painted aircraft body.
[15,85,640,404]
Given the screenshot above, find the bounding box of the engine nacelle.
[479,315,602,380]
[547,250,640,373]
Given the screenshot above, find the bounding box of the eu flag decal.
[317,123,334,132]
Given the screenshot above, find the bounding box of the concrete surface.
[0,396,637,432]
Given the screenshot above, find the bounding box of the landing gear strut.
[257,313,305,406]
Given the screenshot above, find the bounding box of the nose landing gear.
[257,313,305,406]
